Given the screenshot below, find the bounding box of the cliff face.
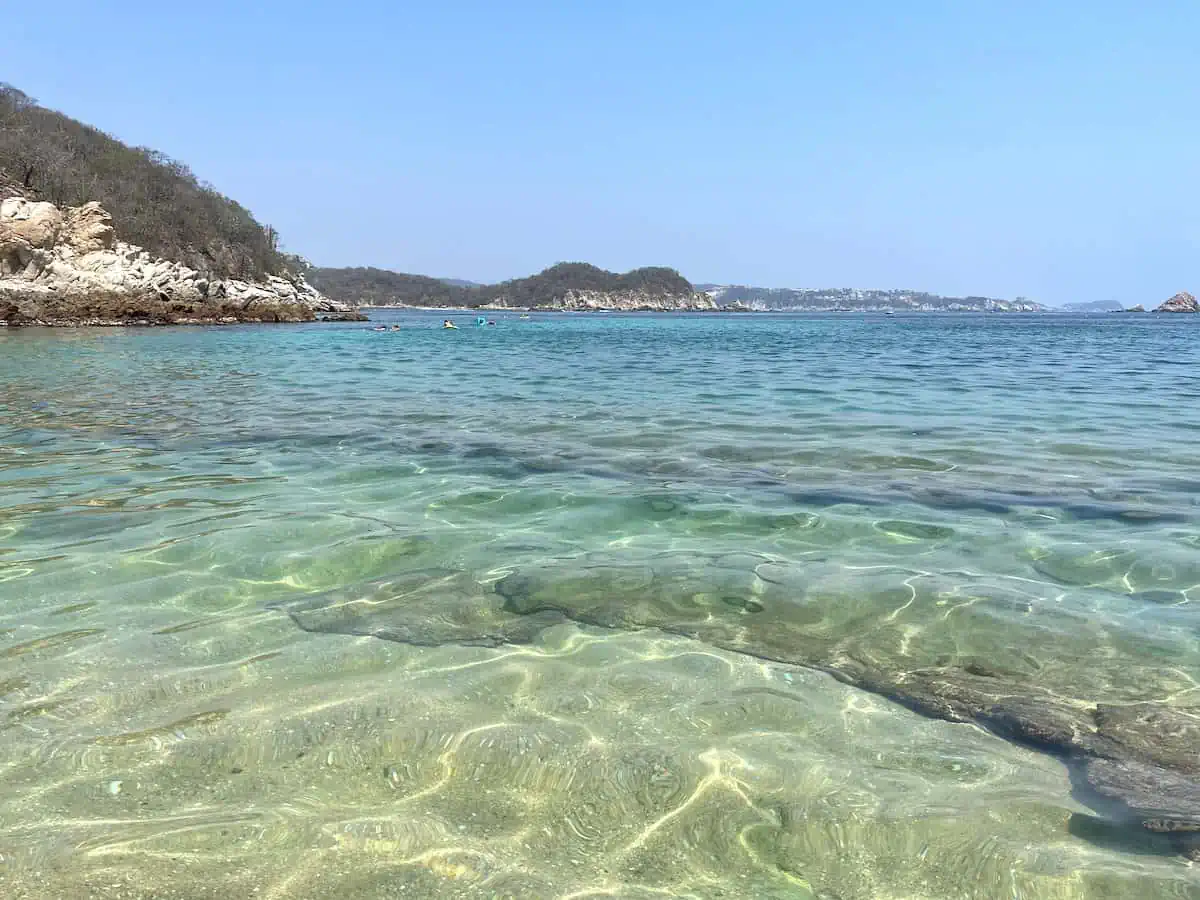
[0,197,362,325]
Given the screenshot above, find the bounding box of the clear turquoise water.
[1,311,1198,898]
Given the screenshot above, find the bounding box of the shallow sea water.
[0,310,1198,898]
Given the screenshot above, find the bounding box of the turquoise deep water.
[0,310,1198,899]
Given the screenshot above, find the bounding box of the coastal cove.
[1,311,1198,899]
[6,4,1200,897]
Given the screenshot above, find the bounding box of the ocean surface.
[1,310,1198,899]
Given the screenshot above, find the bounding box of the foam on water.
[0,311,1198,898]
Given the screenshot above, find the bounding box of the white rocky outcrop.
[1155,291,1198,313]
[558,289,718,311]
[0,197,361,325]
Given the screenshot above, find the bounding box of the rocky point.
[0,197,362,325]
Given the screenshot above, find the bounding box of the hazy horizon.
[4,0,1198,306]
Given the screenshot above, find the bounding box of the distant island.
[1109,292,1198,314]
[1061,300,1126,313]
[1153,291,1199,313]
[1064,296,1199,313]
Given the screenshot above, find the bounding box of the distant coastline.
[362,304,1046,314]
[308,265,1050,314]
[335,272,1199,315]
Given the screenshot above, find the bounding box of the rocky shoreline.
[0,197,363,326]
[478,287,718,312]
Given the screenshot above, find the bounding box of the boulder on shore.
[1154,291,1198,313]
[0,196,363,325]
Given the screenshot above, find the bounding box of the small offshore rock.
[1155,291,1198,313]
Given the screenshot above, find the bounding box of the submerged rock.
[0,196,361,325]
[1154,291,1198,313]
[1085,758,1200,827]
[270,553,1200,856]
[1092,703,1200,776]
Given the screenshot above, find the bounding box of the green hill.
[310,262,695,308]
[483,263,692,306]
[0,83,286,281]
[306,267,474,307]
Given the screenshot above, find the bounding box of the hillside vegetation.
[310,262,695,308]
[0,83,286,280]
[306,267,473,307]
[484,263,692,306]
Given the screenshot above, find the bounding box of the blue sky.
[4,1,1197,304]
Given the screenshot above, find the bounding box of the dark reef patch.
[270,554,1200,857]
